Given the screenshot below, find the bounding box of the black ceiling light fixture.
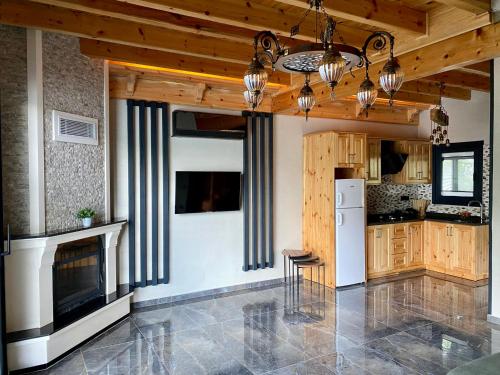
[243,0,404,118]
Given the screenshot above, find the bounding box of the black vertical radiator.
[242,112,274,271]
[127,100,170,287]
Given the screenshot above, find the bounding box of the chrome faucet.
[468,200,484,223]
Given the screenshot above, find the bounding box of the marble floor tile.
[151,327,252,375]
[251,308,357,357]
[263,358,337,375]
[82,339,166,375]
[366,331,468,374]
[40,275,496,375]
[82,318,143,352]
[34,350,86,375]
[341,346,419,375]
[132,305,199,339]
[405,321,496,361]
[202,318,309,374]
[314,352,373,374]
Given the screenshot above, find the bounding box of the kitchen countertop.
[367,218,489,227]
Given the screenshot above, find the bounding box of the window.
[432,141,483,205]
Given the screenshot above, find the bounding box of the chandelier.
[430,83,450,146]
[243,0,404,118]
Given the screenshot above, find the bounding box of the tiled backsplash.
[367,145,490,217]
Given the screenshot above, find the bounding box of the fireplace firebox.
[52,235,105,327]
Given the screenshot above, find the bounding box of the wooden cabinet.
[365,138,381,185]
[367,226,391,277]
[424,221,489,281]
[408,222,424,267]
[425,221,450,272]
[394,141,432,184]
[336,133,366,168]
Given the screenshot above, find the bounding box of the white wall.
[111,99,485,303]
[110,101,304,302]
[419,91,490,144]
[491,59,500,320]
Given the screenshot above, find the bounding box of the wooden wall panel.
[303,132,336,288]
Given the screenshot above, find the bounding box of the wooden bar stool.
[281,249,311,284]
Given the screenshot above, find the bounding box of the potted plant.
[77,208,96,228]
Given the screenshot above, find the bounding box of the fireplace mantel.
[5,220,132,371]
[5,220,126,332]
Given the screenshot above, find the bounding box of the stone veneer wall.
[43,33,105,230]
[0,25,30,234]
[367,145,490,217]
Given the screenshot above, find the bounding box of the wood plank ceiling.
[0,0,495,124]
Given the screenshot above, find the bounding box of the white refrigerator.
[335,179,366,287]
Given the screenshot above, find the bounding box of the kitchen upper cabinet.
[394,141,432,184]
[366,138,381,185]
[408,222,424,267]
[337,133,366,168]
[367,226,391,277]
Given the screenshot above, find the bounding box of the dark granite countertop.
[367,216,488,227]
[12,219,127,240]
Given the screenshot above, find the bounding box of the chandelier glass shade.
[357,77,378,112]
[243,90,263,110]
[297,77,316,119]
[379,57,404,103]
[243,56,268,95]
[318,44,346,99]
[242,0,404,118]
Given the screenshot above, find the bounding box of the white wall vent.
[52,110,98,145]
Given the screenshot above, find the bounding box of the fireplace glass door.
[53,235,105,323]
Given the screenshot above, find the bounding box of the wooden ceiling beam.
[110,75,273,111]
[80,39,290,85]
[275,0,427,34]
[114,0,372,46]
[107,60,285,92]
[0,0,253,64]
[422,70,490,91]
[400,81,472,100]
[30,0,259,43]
[433,0,490,14]
[456,61,491,76]
[272,22,500,112]
[377,91,440,106]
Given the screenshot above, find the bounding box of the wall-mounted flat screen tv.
[175,171,242,214]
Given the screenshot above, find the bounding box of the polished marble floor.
[32,275,500,375]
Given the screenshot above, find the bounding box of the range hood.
[381,140,408,175]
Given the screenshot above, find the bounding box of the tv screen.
[175,171,242,214]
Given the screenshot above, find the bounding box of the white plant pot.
[82,217,93,228]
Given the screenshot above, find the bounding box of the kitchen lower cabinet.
[367,221,488,281]
[367,226,391,277]
[408,222,424,267]
[425,221,489,281]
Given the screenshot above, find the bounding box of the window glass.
[440,151,474,197]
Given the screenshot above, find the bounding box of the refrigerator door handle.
[337,213,343,226]
[336,192,343,206]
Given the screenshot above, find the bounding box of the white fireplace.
[4,221,133,371]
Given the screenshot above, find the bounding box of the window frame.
[432,141,483,206]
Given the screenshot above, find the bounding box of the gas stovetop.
[367,210,419,224]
